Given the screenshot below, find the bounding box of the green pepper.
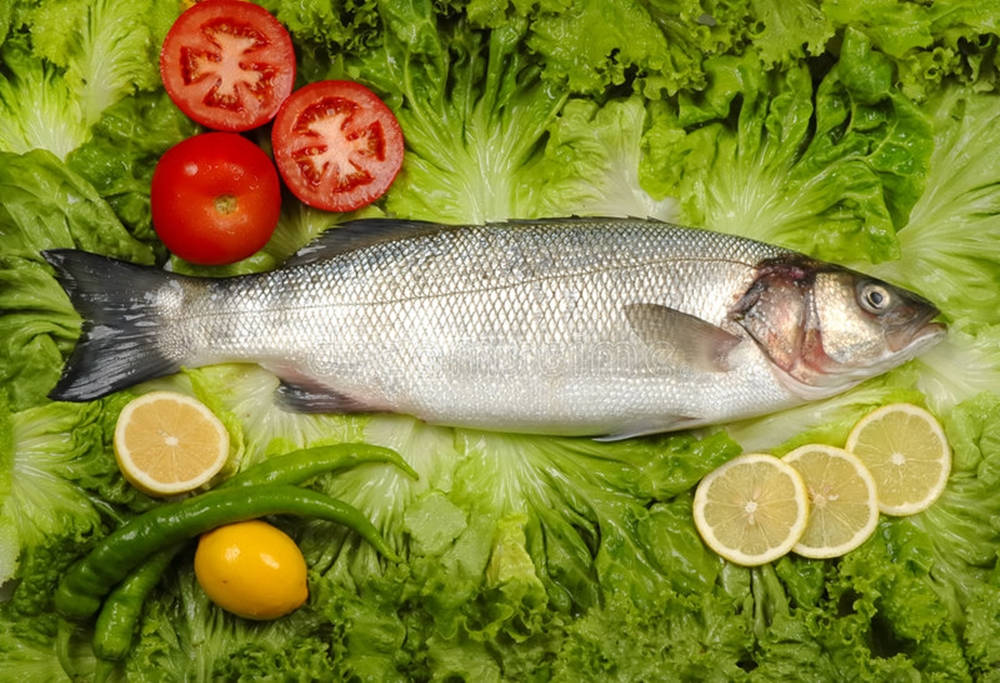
[85,442,415,669]
[91,546,180,663]
[220,443,418,488]
[56,484,397,620]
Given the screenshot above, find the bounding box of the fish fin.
[593,416,700,441]
[275,379,375,414]
[624,303,742,373]
[42,250,185,402]
[283,218,454,267]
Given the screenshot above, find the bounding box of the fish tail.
[43,249,186,402]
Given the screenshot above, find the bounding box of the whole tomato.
[151,132,281,265]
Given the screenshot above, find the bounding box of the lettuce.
[641,30,933,264]
[0,0,179,159]
[65,91,198,251]
[0,150,155,410]
[3,0,1000,680]
[874,88,1000,325]
[337,3,568,223]
[0,392,142,608]
[914,322,1000,416]
[821,0,1000,101]
[524,97,677,220]
[0,36,87,160]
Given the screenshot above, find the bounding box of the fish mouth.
[887,308,947,354]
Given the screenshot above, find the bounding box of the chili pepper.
[85,442,415,666]
[220,443,418,488]
[55,484,397,620]
[91,545,180,663]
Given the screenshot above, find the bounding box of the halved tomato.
[160,0,295,132]
[271,80,405,212]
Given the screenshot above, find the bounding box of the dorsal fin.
[283,218,456,267]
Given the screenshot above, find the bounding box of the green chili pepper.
[84,442,414,666]
[221,443,418,488]
[55,484,397,620]
[91,545,180,663]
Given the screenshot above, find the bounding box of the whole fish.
[44,217,944,438]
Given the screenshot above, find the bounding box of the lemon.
[845,403,951,516]
[113,391,230,497]
[692,453,809,566]
[195,520,308,620]
[782,444,879,559]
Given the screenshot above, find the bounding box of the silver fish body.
[45,218,945,437]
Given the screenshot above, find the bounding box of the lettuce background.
[2,0,1000,680]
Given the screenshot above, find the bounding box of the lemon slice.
[782,445,879,559]
[845,403,951,516]
[692,453,809,566]
[114,391,230,497]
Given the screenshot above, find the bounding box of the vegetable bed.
[3,0,1000,680]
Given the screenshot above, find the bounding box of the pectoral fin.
[624,303,743,373]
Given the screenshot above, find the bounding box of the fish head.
[734,258,945,399]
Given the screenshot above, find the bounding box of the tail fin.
[43,250,185,402]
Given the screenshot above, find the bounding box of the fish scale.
[183,219,791,435]
[44,217,944,438]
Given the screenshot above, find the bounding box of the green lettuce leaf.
[874,88,1000,325]
[914,322,1000,416]
[745,0,833,67]
[0,392,140,600]
[361,9,566,223]
[0,149,155,409]
[523,97,677,220]
[641,30,933,264]
[66,90,199,252]
[525,0,706,96]
[0,609,76,682]
[0,0,179,159]
[0,36,87,160]
[822,0,1000,101]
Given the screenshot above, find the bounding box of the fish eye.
[858,283,891,314]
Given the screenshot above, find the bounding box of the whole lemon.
[194,520,308,620]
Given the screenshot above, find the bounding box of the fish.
[42,217,945,439]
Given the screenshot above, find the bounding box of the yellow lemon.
[113,391,229,497]
[783,444,879,559]
[194,520,308,620]
[845,403,951,516]
[692,453,809,566]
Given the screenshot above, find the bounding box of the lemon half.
[113,390,230,497]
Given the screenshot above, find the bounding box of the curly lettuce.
[0,0,179,159]
[641,30,933,264]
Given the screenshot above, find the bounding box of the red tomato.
[160,0,295,132]
[271,80,405,212]
[151,133,281,265]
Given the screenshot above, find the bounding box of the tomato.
[150,132,281,265]
[271,80,405,212]
[194,520,308,620]
[159,0,295,132]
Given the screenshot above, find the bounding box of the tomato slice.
[271,80,405,212]
[159,0,295,132]
[150,132,282,265]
